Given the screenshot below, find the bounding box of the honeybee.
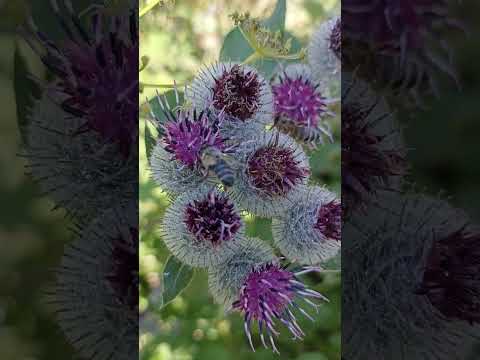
[200,147,235,187]
[274,117,333,149]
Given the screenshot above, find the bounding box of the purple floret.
[163,111,225,169]
[184,191,241,245]
[273,76,327,127]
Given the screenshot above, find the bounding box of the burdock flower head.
[47,204,138,360]
[273,185,341,265]
[24,88,136,221]
[343,191,477,360]
[417,223,480,325]
[229,131,310,217]
[26,1,139,156]
[161,186,244,268]
[161,109,226,169]
[186,62,274,136]
[308,16,341,97]
[150,108,231,195]
[208,237,328,354]
[272,64,333,147]
[342,74,407,214]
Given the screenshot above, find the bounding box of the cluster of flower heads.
[21,2,139,360]
[149,16,341,353]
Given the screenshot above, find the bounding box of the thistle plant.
[144,1,341,354]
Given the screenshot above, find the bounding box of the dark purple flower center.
[163,111,224,169]
[247,146,309,197]
[105,227,138,311]
[212,65,261,121]
[341,102,406,209]
[417,227,480,325]
[184,191,241,245]
[40,11,139,156]
[330,19,341,59]
[273,77,326,127]
[315,200,342,241]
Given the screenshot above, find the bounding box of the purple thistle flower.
[272,64,333,147]
[162,186,245,268]
[187,63,274,133]
[273,67,328,128]
[314,199,342,241]
[272,186,341,265]
[184,190,242,245]
[231,263,328,353]
[26,2,139,156]
[247,142,309,197]
[212,64,261,121]
[162,110,225,169]
[417,226,480,325]
[229,132,310,217]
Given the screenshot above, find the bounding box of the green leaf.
[219,27,253,63]
[161,256,194,307]
[14,43,41,145]
[262,0,287,31]
[147,89,184,126]
[145,122,156,165]
[219,30,303,80]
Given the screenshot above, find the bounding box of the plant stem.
[242,52,263,65]
[140,82,182,89]
[140,0,162,18]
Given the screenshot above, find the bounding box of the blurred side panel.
[342,1,480,359]
[1,1,139,359]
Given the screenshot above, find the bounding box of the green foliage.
[161,256,195,308]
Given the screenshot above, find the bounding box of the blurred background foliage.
[139,1,341,359]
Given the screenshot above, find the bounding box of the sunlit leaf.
[161,255,194,307]
[262,0,286,31]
